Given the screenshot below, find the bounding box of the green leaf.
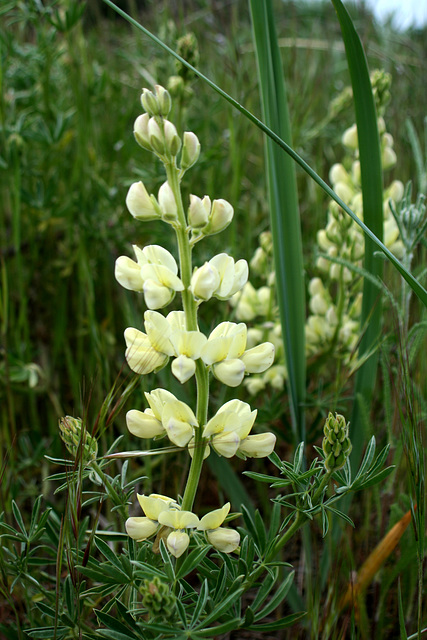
[397,579,408,639]
[250,568,278,613]
[175,546,210,580]
[11,500,27,536]
[195,617,242,637]
[248,611,306,631]
[190,579,209,627]
[193,587,245,630]
[249,0,305,440]
[331,0,384,466]
[254,570,295,621]
[26,628,68,639]
[95,611,139,639]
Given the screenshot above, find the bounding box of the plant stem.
[165,161,209,513]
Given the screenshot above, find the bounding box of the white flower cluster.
[126,494,240,558]
[115,84,277,559]
[127,389,275,458]
[231,117,404,393]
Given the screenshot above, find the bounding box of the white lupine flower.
[158,181,178,221]
[157,510,200,558]
[212,359,246,387]
[202,322,247,365]
[126,408,164,438]
[165,530,190,558]
[203,399,257,455]
[125,517,158,541]
[206,527,240,553]
[197,503,230,531]
[209,254,248,300]
[115,256,144,292]
[197,504,240,553]
[309,293,329,316]
[137,493,178,520]
[124,327,168,374]
[115,245,183,309]
[238,432,276,458]
[240,342,275,374]
[169,330,208,383]
[203,198,234,235]
[171,355,196,384]
[144,311,175,356]
[181,132,201,170]
[125,493,177,543]
[133,113,151,150]
[145,389,180,421]
[163,120,181,157]
[342,123,358,149]
[161,399,197,447]
[190,262,220,300]
[188,194,211,228]
[329,163,350,186]
[147,117,165,155]
[126,181,160,221]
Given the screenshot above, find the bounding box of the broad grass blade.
[249,0,305,441]
[331,0,384,463]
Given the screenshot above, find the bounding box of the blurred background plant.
[0,0,426,637]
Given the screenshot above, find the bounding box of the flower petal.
[125,517,158,541]
[198,503,230,531]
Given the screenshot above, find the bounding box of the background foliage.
[1,0,426,637]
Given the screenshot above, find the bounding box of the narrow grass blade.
[101,0,427,309]
[249,0,305,440]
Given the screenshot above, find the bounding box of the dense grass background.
[1,0,426,637]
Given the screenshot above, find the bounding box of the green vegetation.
[0,0,426,638]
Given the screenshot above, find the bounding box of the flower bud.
[126,182,160,221]
[204,199,234,235]
[148,117,165,155]
[238,432,276,458]
[141,88,160,116]
[188,194,210,228]
[166,530,189,558]
[206,527,240,553]
[163,120,181,157]
[140,576,176,618]
[158,181,178,221]
[190,262,220,301]
[382,146,397,170]
[322,412,352,472]
[342,124,358,150]
[155,85,172,116]
[329,163,349,186]
[59,416,98,464]
[181,131,201,170]
[134,113,151,150]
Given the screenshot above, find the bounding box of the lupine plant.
[59,84,393,639]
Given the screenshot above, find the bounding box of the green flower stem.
[165,161,209,513]
[244,470,333,590]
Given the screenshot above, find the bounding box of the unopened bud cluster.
[140,576,176,617]
[59,416,98,465]
[322,412,352,472]
[116,86,276,561]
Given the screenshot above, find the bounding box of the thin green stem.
[165,161,209,513]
